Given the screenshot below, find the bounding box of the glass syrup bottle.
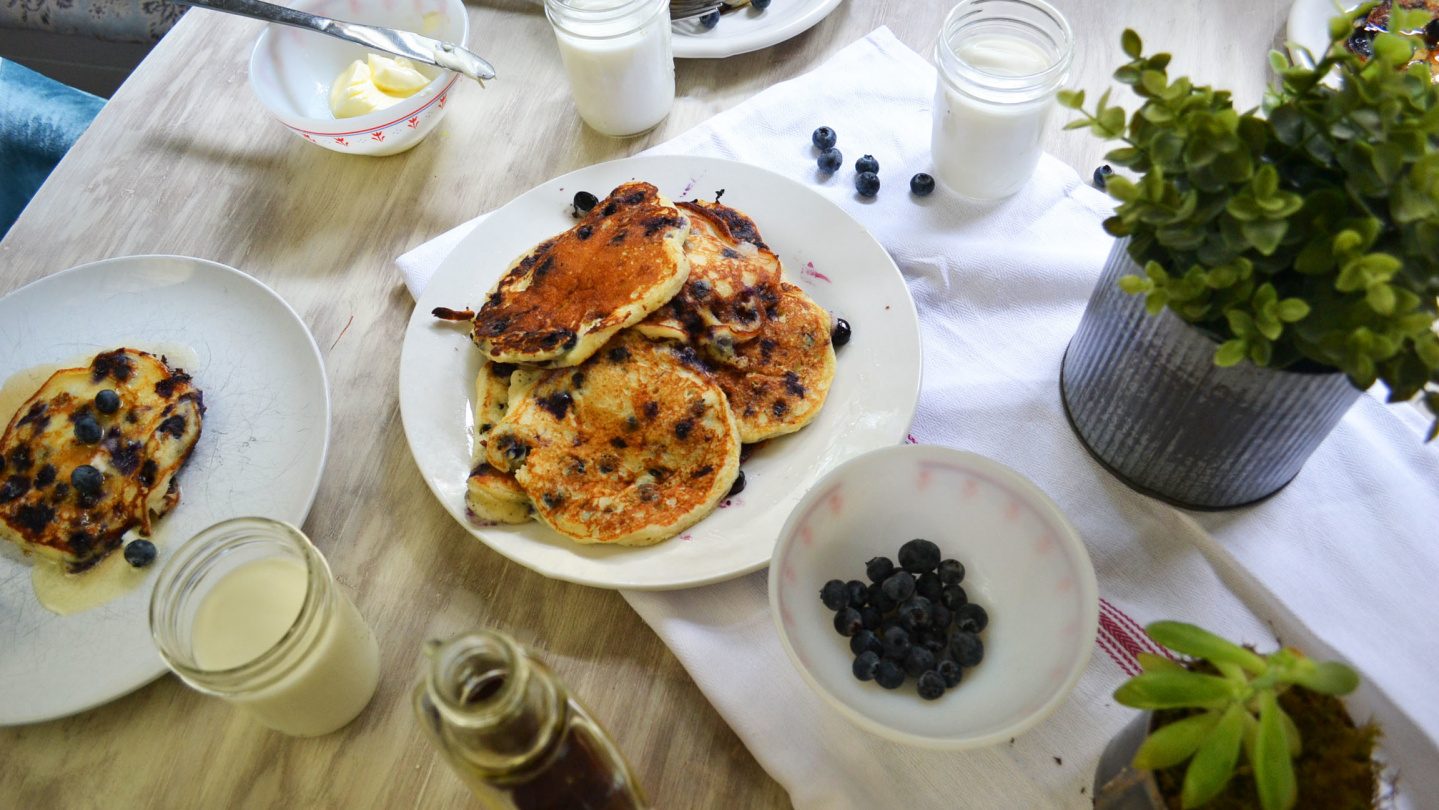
[414,630,648,810]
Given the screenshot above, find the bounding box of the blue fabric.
[0,58,105,237]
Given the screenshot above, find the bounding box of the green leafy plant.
[1114,622,1360,810]
[1059,8,1439,439]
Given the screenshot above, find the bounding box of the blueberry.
[833,607,863,637]
[94,389,121,415]
[573,191,598,216]
[868,581,896,612]
[865,555,894,583]
[74,415,102,444]
[855,154,879,174]
[881,571,915,602]
[879,616,903,636]
[950,630,985,667]
[881,626,912,659]
[852,650,881,681]
[820,578,847,610]
[916,670,946,700]
[845,579,868,609]
[915,574,944,602]
[1093,164,1114,190]
[811,126,837,151]
[124,539,157,568]
[899,596,932,630]
[855,171,880,197]
[70,465,102,495]
[727,470,746,498]
[937,659,963,687]
[699,9,720,29]
[941,584,969,611]
[751,0,771,9]
[910,173,935,196]
[903,646,937,678]
[831,317,851,348]
[955,602,989,634]
[850,629,882,656]
[918,628,947,653]
[874,659,905,690]
[897,538,941,573]
[938,558,966,585]
[930,604,952,631]
[859,606,883,630]
[817,147,843,174]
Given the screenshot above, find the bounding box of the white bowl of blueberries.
[768,444,1099,749]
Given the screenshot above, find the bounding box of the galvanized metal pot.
[1093,712,1165,810]
[1061,239,1363,510]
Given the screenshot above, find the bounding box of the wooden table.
[0,0,1293,805]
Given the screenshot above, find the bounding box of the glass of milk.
[149,517,380,737]
[546,0,675,137]
[931,0,1073,199]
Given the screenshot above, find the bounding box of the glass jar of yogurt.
[149,517,380,737]
[545,0,675,138]
[931,0,1073,199]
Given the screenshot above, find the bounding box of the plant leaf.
[1181,703,1247,808]
[1114,671,1238,710]
[1289,660,1360,695]
[1253,693,1298,810]
[1146,622,1269,675]
[1138,652,1186,673]
[1122,28,1143,58]
[1216,339,1247,367]
[1134,711,1222,770]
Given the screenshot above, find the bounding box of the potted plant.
[1092,621,1379,810]
[1056,9,1439,509]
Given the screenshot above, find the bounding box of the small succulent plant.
[1114,622,1360,810]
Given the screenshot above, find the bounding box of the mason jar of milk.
[931,0,1073,199]
[546,0,675,137]
[149,517,380,737]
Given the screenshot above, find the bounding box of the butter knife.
[170,0,496,84]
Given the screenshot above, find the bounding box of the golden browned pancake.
[438,182,691,368]
[465,361,530,525]
[485,331,740,546]
[0,349,203,570]
[710,283,836,443]
[634,200,782,363]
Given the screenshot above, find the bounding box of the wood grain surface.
[0,0,1292,806]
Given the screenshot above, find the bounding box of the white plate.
[400,155,921,590]
[673,0,844,59]
[1286,0,1357,66]
[0,256,330,725]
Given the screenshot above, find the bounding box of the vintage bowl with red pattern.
[769,444,1098,748]
[248,0,469,156]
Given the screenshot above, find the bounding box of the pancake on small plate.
[465,360,531,525]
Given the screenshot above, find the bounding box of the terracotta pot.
[1060,239,1363,510]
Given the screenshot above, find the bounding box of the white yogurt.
[548,0,675,137]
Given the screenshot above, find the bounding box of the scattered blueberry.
[881,626,912,659]
[916,670,946,700]
[817,148,843,174]
[866,556,894,583]
[698,9,720,29]
[938,558,966,586]
[831,317,851,348]
[572,191,598,216]
[94,389,121,415]
[834,607,863,637]
[853,650,881,681]
[820,578,847,610]
[727,470,746,498]
[845,579,868,609]
[915,574,944,603]
[881,570,915,602]
[751,0,771,9]
[941,584,969,611]
[897,538,941,573]
[899,596,932,630]
[859,606,883,630]
[74,415,102,444]
[811,126,837,151]
[937,659,963,688]
[851,629,883,656]
[70,464,102,495]
[903,646,937,678]
[855,171,880,197]
[874,659,906,690]
[855,154,879,174]
[1093,164,1114,191]
[950,630,985,667]
[124,539,157,568]
[955,602,989,634]
[910,173,935,196]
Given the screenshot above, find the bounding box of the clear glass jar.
[149,517,380,737]
[545,0,675,138]
[414,631,648,810]
[931,0,1073,199]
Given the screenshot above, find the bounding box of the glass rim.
[545,0,668,39]
[936,0,1074,97]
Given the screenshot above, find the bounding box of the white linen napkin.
[398,28,1439,809]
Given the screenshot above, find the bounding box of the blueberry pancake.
[485,331,740,546]
[435,182,691,368]
[634,200,783,364]
[0,349,204,571]
[465,360,531,525]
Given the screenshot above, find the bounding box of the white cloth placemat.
[398,28,1439,809]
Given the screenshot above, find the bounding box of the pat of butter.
[328,55,431,119]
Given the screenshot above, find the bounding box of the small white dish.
[0,256,330,725]
[769,444,1098,748]
[248,0,469,156]
[673,0,844,59]
[1286,0,1357,67]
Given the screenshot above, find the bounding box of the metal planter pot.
[1093,712,1164,810]
[1060,239,1363,510]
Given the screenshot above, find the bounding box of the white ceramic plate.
[673,0,844,59]
[1286,0,1357,66]
[400,155,921,590]
[0,256,330,725]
